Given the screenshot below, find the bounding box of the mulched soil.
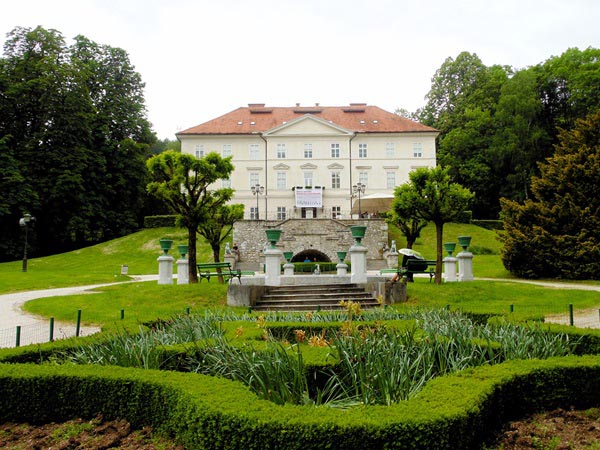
[1,408,599,449]
[0,415,184,450]
[490,407,600,449]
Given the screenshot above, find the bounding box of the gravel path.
[0,275,158,348]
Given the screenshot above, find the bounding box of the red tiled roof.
[177,104,437,135]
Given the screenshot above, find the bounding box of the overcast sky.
[2,0,599,139]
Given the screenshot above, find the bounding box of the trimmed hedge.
[1,357,599,449]
[144,215,177,228]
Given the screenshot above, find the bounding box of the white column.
[176,258,189,285]
[350,244,368,284]
[457,251,474,281]
[443,256,458,282]
[336,262,348,276]
[264,248,283,286]
[283,262,295,276]
[386,251,399,269]
[157,255,174,285]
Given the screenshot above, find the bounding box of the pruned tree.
[392,167,474,284]
[146,150,235,283]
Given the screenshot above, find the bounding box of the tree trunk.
[212,244,224,283]
[435,221,444,285]
[188,226,198,283]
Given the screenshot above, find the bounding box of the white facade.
[178,104,438,220]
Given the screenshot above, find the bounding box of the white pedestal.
[350,244,368,284]
[283,262,294,276]
[224,254,237,270]
[336,263,348,276]
[157,255,174,285]
[386,251,399,269]
[457,251,474,281]
[265,249,282,286]
[177,258,189,284]
[443,256,458,282]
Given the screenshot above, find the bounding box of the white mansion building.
[177,103,438,221]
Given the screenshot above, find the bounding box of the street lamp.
[352,182,366,217]
[251,184,264,220]
[19,213,35,272]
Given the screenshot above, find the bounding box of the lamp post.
[19,213,35,272]
[251,184,264,220]
[352,182,366,218]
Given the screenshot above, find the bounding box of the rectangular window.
[277,143,286,159]
[249,144,260,160]
[359,171,368,185]
[250,207,258,220]
[358,143,368,158]
[331,143,340,158]
[331,171,340,189]
[386,142,395,158]
[249,172,259,187]
[304,172,313,187]
[194,144,205,158]
[386,172,396,189]
[276,172,286,190]
[332,206,341,219]
[222,144,232,157]
[222,178,231,188]
[277,206,287,220]
[413,142,423,158]
[304,143,313,159]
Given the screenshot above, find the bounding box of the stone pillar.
[176,258,189,285]
[336,262,348,276]
[283,262,295,276]
[264,248,282,286]
[457,251,474,281]
[443,256,458,282]
[224,254,237,270]
[350,244,368,284]
[157,254,174,285]
[386,251,399,269]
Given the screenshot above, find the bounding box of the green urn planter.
[457,236,472,251]
[444,242,456,257]
[350,225,367,244]
[337,251,347,263]
[265,229,282,249]
[178,244,189,258]
[159,238,173,255]
[283,251,293,263]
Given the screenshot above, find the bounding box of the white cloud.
[2,0,599,139]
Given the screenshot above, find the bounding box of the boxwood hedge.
[0,356,599,449]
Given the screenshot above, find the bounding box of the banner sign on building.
[295,187,323,208]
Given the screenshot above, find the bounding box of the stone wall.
[233,218,388,269]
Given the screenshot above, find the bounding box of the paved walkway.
[0,275,158,348]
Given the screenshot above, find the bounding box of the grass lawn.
[0,227,204,294]
[3,222,600,330]
[22,281,230,331]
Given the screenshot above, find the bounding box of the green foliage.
[147,150,235,282]
[0,26,155,261]
[417,48,600,220]
[500,110,600,279]
[143,215,177,228]
[392,166,474,283]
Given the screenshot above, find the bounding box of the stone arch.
[291,249,331,263]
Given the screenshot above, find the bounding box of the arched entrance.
[291,249,331,263]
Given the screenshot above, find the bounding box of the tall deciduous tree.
[500,110,600,280]
[392,167,473,284]
[0,26,155,261]
[197,202,244,265]
[146,151,235,283]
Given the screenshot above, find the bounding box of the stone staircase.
[252,284,380,311]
